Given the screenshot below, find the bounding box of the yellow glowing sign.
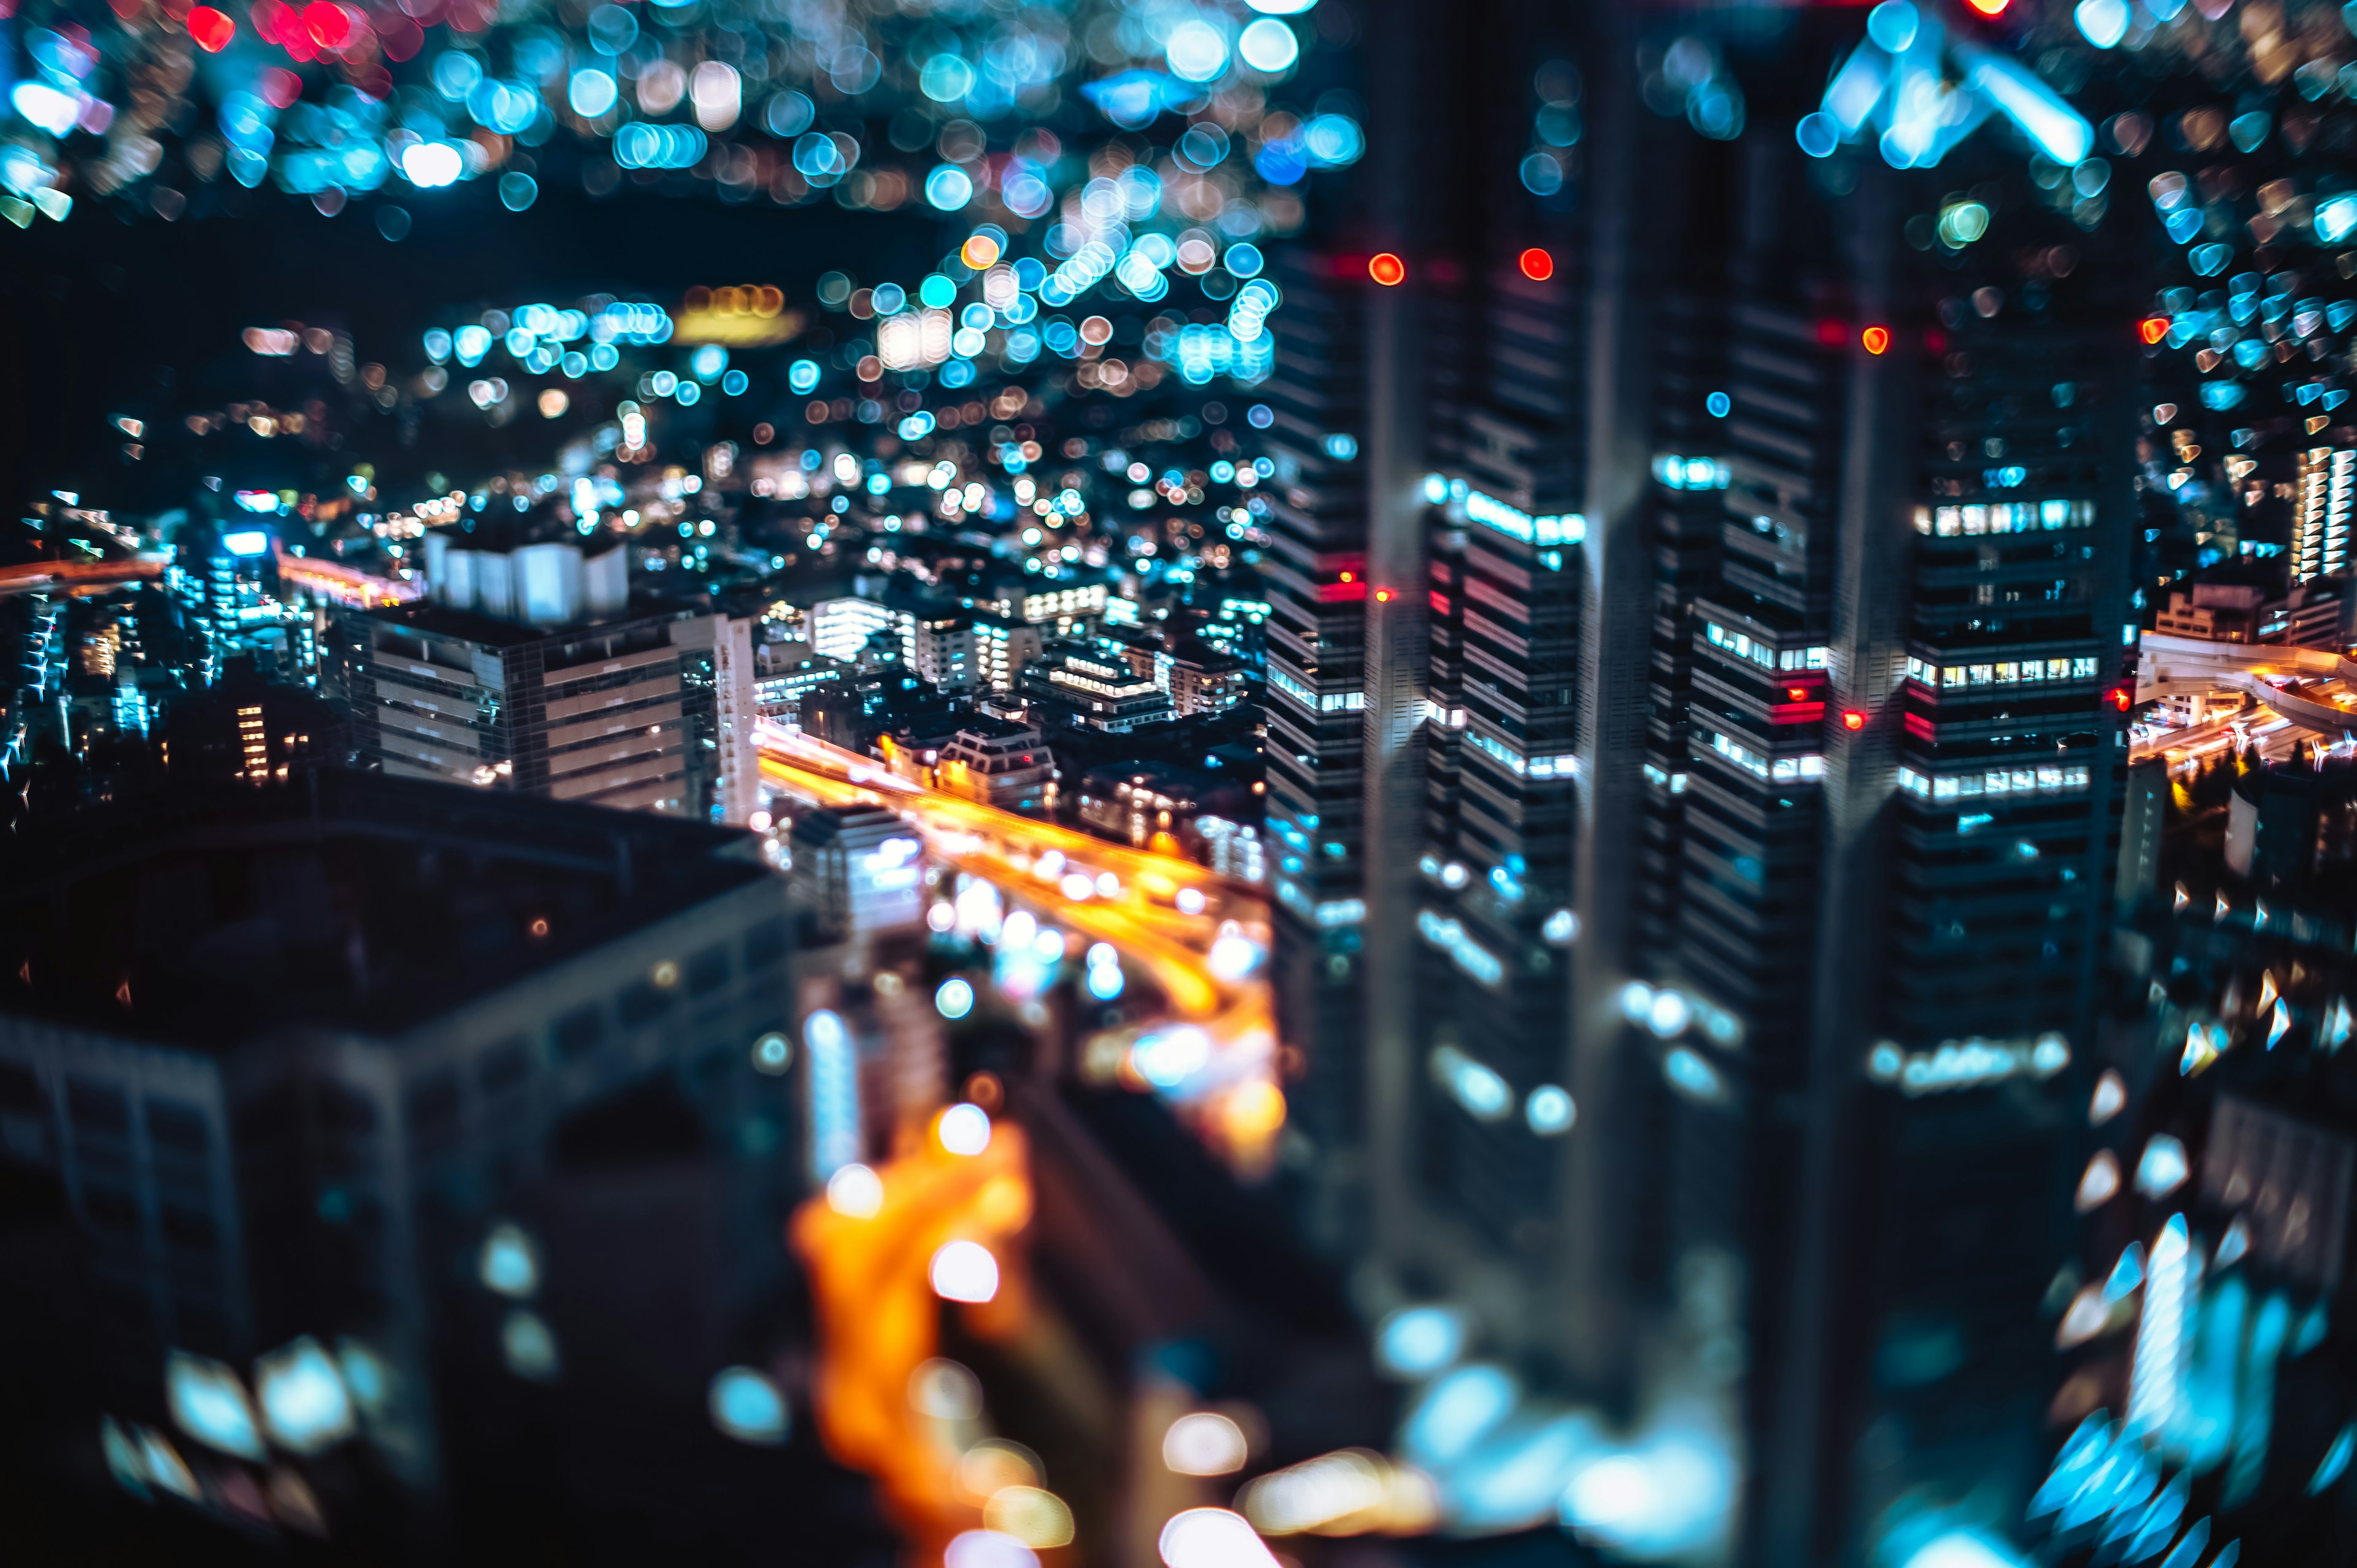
[674,284,802,346]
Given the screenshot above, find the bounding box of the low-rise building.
[1074,760,1261,874]
[808,595,911,666]
[2154,582,2268,643]
[961,567,1111,635]
[1009,579,1109,633]
[2153,576,2351,650]
[877,708,980,788]
[156,657,341,787]
[788,804,926,940]
[752,643,851,717]
[2262,577,2351,649]
[1158,642,1250,717]
[936,718,1055,812]
[913,613,1041,695]
[1020,639,1175,733]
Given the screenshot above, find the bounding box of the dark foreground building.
[0,770,865,1558]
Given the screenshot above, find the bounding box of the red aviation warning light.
[300,0,351,47]
[187,6,236,50]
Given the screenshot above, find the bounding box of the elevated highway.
[754,719,1284,1172]
[0,555,167,598]
[2133,632,2357,765]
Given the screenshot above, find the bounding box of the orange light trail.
[271,544,423,607]
[756,727,1285,1167]
[0,556,166,598]
[789,1117,1036,1562]
[769,728,1290,1562]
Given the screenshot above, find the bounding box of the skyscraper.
[1407,254,1589,1256]
[2293,442,2355,583]
[1260,245,1374,1230]
[1265,26,2145,1550]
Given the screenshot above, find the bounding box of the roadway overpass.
[0,546,419,610]
[0,555,168,598]
[2134,631,2357,763]
[753,719,1285,1173]
[271,545,422,608]
[763,717,1296,1559]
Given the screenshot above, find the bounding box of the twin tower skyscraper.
[1252,7,2138,1563]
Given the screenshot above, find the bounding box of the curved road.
[756,720,1285,1171]
[2134,632,2357,765]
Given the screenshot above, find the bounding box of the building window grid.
[1896,763,2092,800]
[1908,654,2101,689]
[1914,498,2096,536]
[1695,726,1824,783]
[1702,622,1828,673]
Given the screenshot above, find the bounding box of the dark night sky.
[0,172,950,511]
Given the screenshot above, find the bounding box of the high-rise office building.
[325,528,759,825]
[1263,27,2146,1553]
[1304,0,1732,1388]
[1625,172,2135,1564]
[1668,296,1846,1086]
[1259,246,1374,1208]
[2293,442,2355,583]
[1408,256,1590,1253]
[1632,286,1734,974]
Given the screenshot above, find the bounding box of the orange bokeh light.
[1519,247,1554,281]
[791,1125,1035,1559]
[1965,0,2009,14]
[1842,710,1867,732]
[2139,316,2170,346]
[1861,325,1892,355]
[1368,252,1406,287]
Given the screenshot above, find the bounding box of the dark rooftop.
[0,768,770,1050]
[343,595,693,651]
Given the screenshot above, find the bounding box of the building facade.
[0,771,803,1515]
[325,529,759,825]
